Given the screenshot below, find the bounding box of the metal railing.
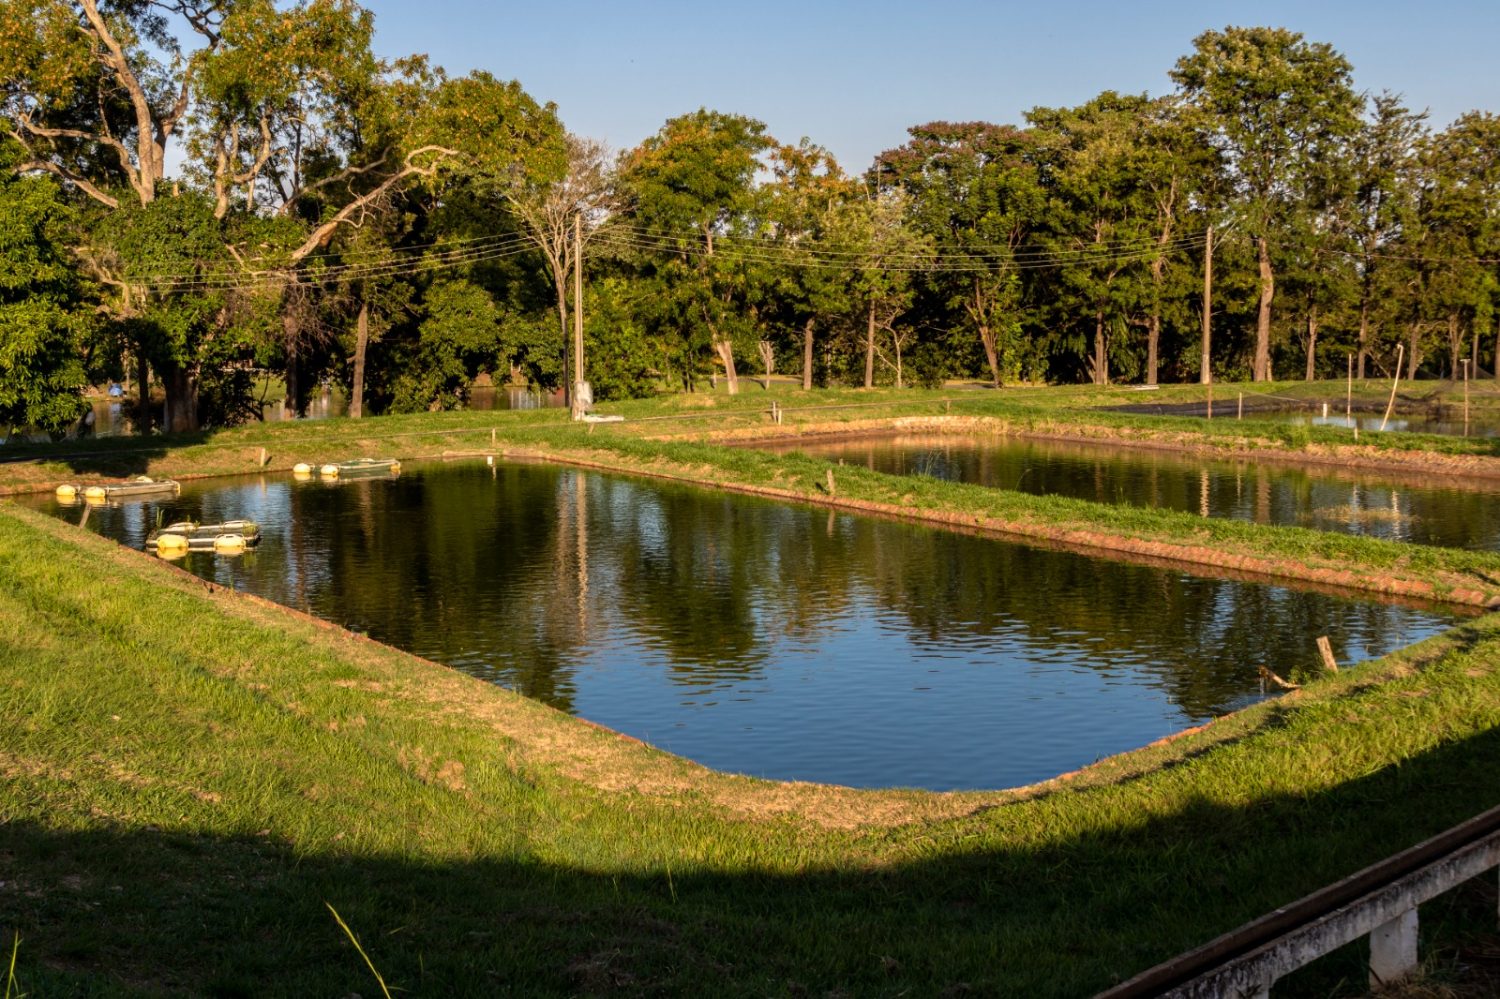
[1098,803,1500,998]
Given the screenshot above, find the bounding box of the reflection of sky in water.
[774,434,1500,551]
[27,462,1456,792]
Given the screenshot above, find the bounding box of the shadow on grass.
[0,430,214,478]
[5,725,1500,998]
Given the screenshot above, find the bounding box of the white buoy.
[55,484,77,499]
[319,463,340,478]
[292,462,312,476]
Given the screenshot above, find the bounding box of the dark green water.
[767,433,1500,550]
[33,461,1455,791]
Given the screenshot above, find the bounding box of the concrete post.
[1368,907,1418,987]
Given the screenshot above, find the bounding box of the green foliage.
[0,172,88,433]
[583,277,662,400]
[388,279,502,412]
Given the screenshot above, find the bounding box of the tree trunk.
[864,301,876,389]
[1448,312,1462,380]
[135,350,151,434]
[1305,306,1318,381]
[1357,299,1369,380]
[554,279,570,408]
[802,318,814,391]
[1255,236,1274,382]
[975,324,1000,388]
[1147,313,1160,386]
[350,299,369,419]
[714,339,739,395]
[757,340,774,390]
[1093,312,1108,385]
[285,345,303,419]
[161,361,199,433]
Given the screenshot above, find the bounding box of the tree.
[1346,94,1427,378]
[825,190,932,387]
[753,138,855,390]
[0,166,91,434]
[505,133,620,418]
[622,109,773,395]
[1172,26,1361,381]
[873,122,1044,387]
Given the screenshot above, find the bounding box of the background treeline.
[2,3,1497,434]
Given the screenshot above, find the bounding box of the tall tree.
[622,109,773,395]
[1172,26,1361,381]
[1346,94,1427,378]
[505,133,620,417]
[873,122,1044,388]
[0,162,91,434]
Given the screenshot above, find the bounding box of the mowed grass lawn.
[4,501,1500,996]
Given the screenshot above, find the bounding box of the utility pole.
[572,213,586,421]
[1199,224,1214,385]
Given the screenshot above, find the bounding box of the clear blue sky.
[359,0,1500,172]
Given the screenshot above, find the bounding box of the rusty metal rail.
[1098,803,1500,998]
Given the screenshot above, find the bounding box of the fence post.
[1368,908,1419,988]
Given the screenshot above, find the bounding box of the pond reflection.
[766,433,1500,551]
[29,461,1456,791]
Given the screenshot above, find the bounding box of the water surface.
[31,461,1456,790]
[767,433,1500,551]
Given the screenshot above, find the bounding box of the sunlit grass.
[3,503,1500,994]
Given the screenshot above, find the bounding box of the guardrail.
[1098,803,1500,998]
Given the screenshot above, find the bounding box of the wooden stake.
[1316,636,1339,673]
[1206,382,1213,420]
[1237,392,1242,420]
[825,469,836,497]
[1380,344,1404,431]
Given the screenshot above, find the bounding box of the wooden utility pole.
[572,214,585,421]
[1462,358,1471,436]
[1199,224,1214,384]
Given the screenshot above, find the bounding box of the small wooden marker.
[1316,635,1339,673]
[825,469,836,497]
[258,447,269,467]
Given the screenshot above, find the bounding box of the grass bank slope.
[5,504,1500,995]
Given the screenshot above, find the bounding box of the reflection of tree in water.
[103,462,1445,725]
[600,482,771,683]
[790,435,1500,550]
[290,466,583,713]
[854,518,1437,717]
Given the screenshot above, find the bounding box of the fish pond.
[763,433,1500,551]
[32,461,1457,791]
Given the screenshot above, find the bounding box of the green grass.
[6,385,1500,608]
[4,503,1500,995]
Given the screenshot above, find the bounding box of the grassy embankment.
[7,385,1500,609]
[5,502,1500,995]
